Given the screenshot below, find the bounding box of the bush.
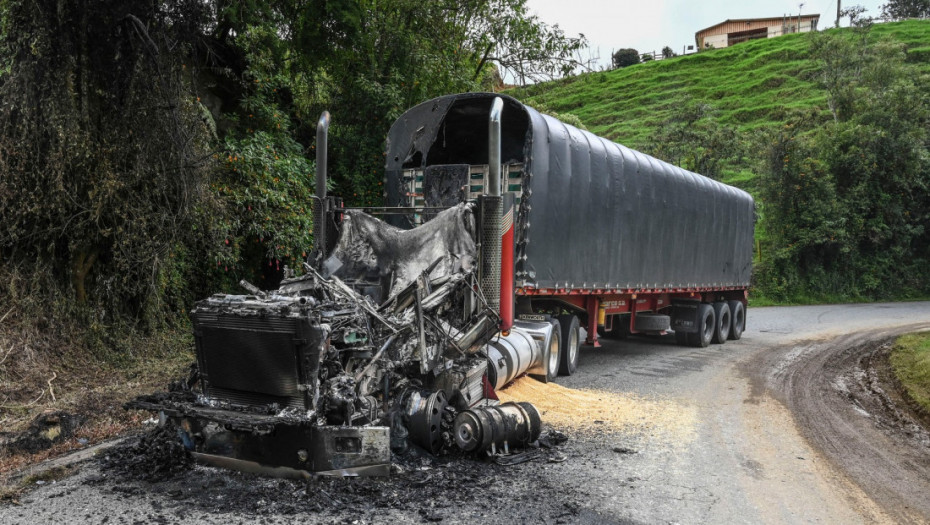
[612,48,640,69]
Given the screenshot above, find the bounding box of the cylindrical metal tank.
[483,320,557,389]
[453,401,542,453]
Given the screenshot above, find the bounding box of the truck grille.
[193,314,323,411]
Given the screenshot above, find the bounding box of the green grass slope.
[891,332,930,414]
[509,20,930,158]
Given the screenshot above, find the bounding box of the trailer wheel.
[687,304,715,348]
[711,302,730,344]
[557,315,580,376]
[727,300,745,340]
[546,320,562,381]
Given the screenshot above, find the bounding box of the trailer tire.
[727,300,745,340]
[711,302,730,344]
[688,304,715,347]
[557,315,580,376]
[546,320,562,381]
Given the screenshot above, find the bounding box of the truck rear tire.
[688,304,715,348]
[557,315,580,376]
[727,300,745,340]
[546,320,562,381]
[711,302,730,344]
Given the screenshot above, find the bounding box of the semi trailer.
[373,92,752,374]
[133,92,754,477]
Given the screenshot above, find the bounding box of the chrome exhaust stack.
[480,99,554,385]
[312,111,330,262]
[479,98,504,315]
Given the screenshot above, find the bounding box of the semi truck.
[134,92,754,477]
[331,92,754,374]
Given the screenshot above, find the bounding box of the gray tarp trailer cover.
[384,93,754,292]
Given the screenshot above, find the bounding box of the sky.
[525,0,888,71]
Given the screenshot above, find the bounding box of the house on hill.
[696,15,821,49]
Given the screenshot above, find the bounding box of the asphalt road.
[3,302,930,524]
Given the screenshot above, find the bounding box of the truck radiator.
[193,314,324,411]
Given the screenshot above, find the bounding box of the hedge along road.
[3,302,930,524]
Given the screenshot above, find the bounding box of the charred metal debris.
[130,203,552,477]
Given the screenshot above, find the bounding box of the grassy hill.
[508,20,930,181]
[508,20,930,305]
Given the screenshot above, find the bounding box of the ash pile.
[131,203,557,477]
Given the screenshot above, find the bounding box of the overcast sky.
[525,0,888,70]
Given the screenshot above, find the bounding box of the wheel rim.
[703,314,714,340]
[721,312,730,336]
[568,326,579,365]
[548,333,560,373]
[735,308,743,332]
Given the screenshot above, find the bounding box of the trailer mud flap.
[670,302,700,334]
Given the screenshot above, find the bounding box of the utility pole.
[798,3,805,32]
[836,0,841,28]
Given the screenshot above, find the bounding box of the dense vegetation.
[0,0,585,330]
[511,18,930,303]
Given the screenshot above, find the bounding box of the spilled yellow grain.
[498,377,697,442]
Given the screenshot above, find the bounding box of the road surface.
[3,302,930,524]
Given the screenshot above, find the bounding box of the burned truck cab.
[134,95,560,478]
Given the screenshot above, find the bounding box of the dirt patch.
[857,342,930,442]
[1,411,86,455]
[744,326,930,524]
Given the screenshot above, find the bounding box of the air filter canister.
[453,401,541,452]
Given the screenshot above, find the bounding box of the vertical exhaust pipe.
[313,111,330,261]
[480,99,504,317]
[489,98,514,333]
[488,98,503,198]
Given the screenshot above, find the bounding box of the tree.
[284,0,591,204]
[661,46,677,59]
[612,48,640,68]
[645,100,742,180]
[460,0,590,85]
[881,0,930,19]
